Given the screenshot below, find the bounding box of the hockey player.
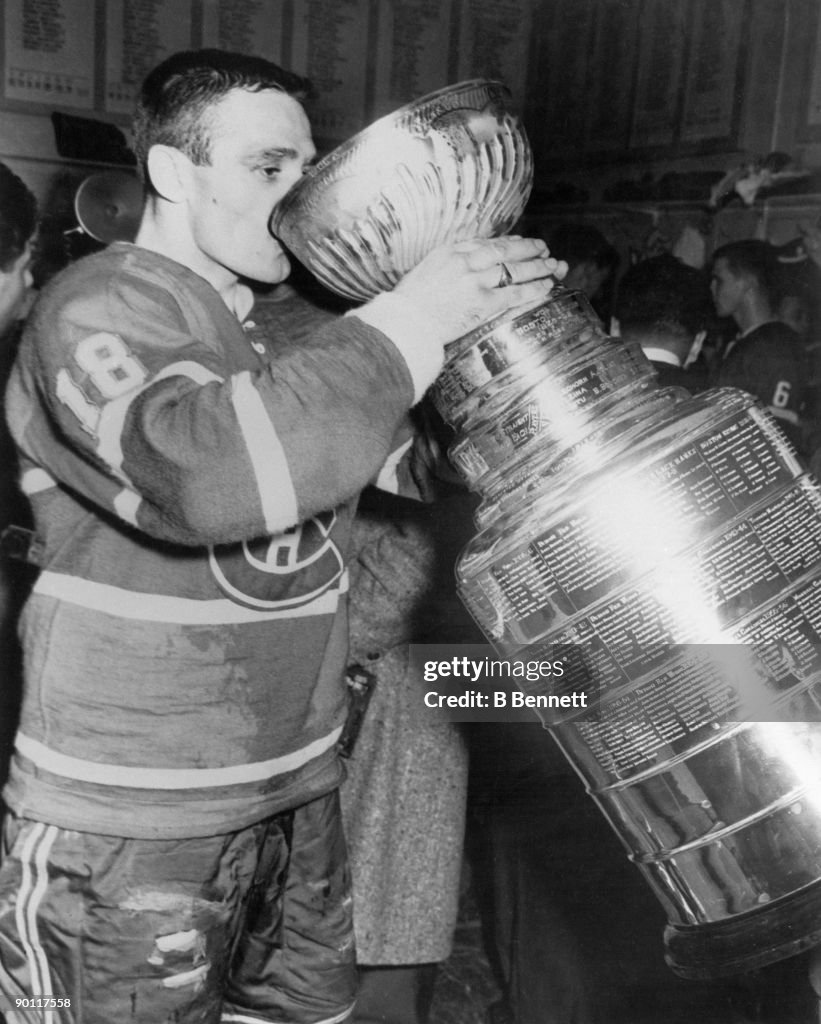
[0,49,564,1023]
[709,239,808,454]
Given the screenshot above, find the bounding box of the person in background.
[614,252,712,392]
[709,239,808,455]
[341,481,477,1024]
[469,713,747,1024]
[0,48,564,1023]
[790,224,821,476]
[0,162,37,791]
[776,260,816,345]
[0,164,36,340]
[541,221,620,323]
[773,243,821,457]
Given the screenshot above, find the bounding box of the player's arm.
[247,287,435,502]
[9,280,431,546]
[11,237,562,546]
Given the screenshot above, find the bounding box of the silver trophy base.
[665,879,821,978]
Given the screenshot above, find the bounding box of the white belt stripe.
[15,727,343,790]
[231,371,299,535]
[33,569,348,624]
[14,823,59,1023]
[222,1003,355,1024]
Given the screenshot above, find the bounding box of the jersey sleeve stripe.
[95,360,225,479]
[230,371,298,533]
[21,468,57,494]
[14,726,343,789]
[374,436,414,494]
[223,1009,356,1024]
[33,569,348,623]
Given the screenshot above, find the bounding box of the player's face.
[0,243,34,337]
[710,258,747,321]
[186,88,315,286]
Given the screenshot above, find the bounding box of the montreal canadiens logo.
[209,510,345,610]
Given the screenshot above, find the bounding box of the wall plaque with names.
[806,4,821,130]
[105,0,194,115]
[630,0,689,149]
[528,0,594,162]
[371,0,452,119]
[681,0,745,143]
[584,0,640,153]
[201,0,286,64]
[455,0,534,111]
[290,0,371,144]
[3,0,94,109]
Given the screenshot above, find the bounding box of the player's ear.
[145,145,191,204]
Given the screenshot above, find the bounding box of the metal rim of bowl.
[271,77,515,231]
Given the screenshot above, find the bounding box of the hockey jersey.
[4,243,421,838]
[715,320,808,453]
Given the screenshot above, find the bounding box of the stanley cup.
[273,81,821,979]
[272,80,533,301]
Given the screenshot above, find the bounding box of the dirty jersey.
[4,243,415,838]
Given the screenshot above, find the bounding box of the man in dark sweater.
[709,239,808,454]
[0,162,37,790]
[615,253,712,393]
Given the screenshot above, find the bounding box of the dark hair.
[0,163,37,271]
[710,239,782,307]
[776,252,821,338]
[132,49,313,185]
[776,250,820,303]
[616,254,713,338]
[543,222,619,274]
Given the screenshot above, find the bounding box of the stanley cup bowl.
[271,80,534,301]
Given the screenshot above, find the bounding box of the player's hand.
[394,235,568,342]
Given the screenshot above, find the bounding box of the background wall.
[2,0,821,261]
